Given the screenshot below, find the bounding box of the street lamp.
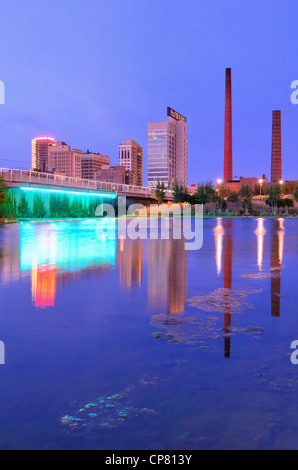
[258,179,263,198]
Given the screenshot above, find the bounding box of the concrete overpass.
[0,168,174,204]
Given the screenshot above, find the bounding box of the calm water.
[0,218,298,450]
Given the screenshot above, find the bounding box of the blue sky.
[0,0,297,184]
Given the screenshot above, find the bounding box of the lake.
[0,218,297,450]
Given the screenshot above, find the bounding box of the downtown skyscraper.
[147,107,187,189]
[119,139,143,186]
[31,136,55,172]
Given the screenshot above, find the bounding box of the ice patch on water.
[60,379,159,431]
[151,313,265,346]
[187,288,263,314]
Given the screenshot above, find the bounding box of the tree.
[33,194,46,218]
[18,194,30,218]
[0,176,7,205]
[194,180,215,205]
[253,183,268,196]
[293,184,298,203]
[61,195,71,217]
[227,191,239,202]
[214,185,228,213]
[239,184,253,215]
[172,179,188,203]
[152,180,166,205]
[0,176,7,218]
[266,183,282,214]
[277,198,294,208]
[283,180,297,195]
[49,195,58,218]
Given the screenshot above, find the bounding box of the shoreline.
[0,214,297,224]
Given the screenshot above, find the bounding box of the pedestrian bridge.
[0,168,173,201]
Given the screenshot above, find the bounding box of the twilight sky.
[0,0,297,185]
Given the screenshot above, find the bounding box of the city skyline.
[0,1,297,185]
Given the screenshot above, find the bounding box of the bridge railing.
[0,168,173,200]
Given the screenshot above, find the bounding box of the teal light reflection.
[20,220,117,274]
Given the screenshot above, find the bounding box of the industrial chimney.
[224,68,233,183]
[271,110,282,183]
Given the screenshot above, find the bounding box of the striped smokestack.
[271,110,282,183]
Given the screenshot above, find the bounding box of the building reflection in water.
[214,218,233,357]
[147,239,187,314]
[255,218,266,272]
[0,229,20,286]
[19,221,116,309]
[271,219,284,317]
[214,218,224,276]
[0,218,285,319]
[222,220,233,358]
[32,264,56,308]
[118,238,143,289]
[167,239,188,314]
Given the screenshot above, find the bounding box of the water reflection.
[214,218,287,356]
[223,220,233,358]
[0,218,286,318]
[255,218,266,271]
[271,219,284,318]
[214,218,234,357]
[118,238,143,289]
[32,264,56,308]
[19,221,117,308]
[0,229,20,285]
[214,218,224,276]
[0,218,296,450]
[147,239,187,314]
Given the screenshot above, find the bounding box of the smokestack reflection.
[214,218,233,358]
[271,219,284,317]
[223,220,233,358]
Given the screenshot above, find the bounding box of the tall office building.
[32,136,55,172]
[81,151,110,180]
[147,107,187,189]
[48,141,82,178]
[119,139,143,186]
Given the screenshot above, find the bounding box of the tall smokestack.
[271,110,282,183]
[224,68,233,183]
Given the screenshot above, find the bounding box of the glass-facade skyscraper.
[147,107,187,189]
